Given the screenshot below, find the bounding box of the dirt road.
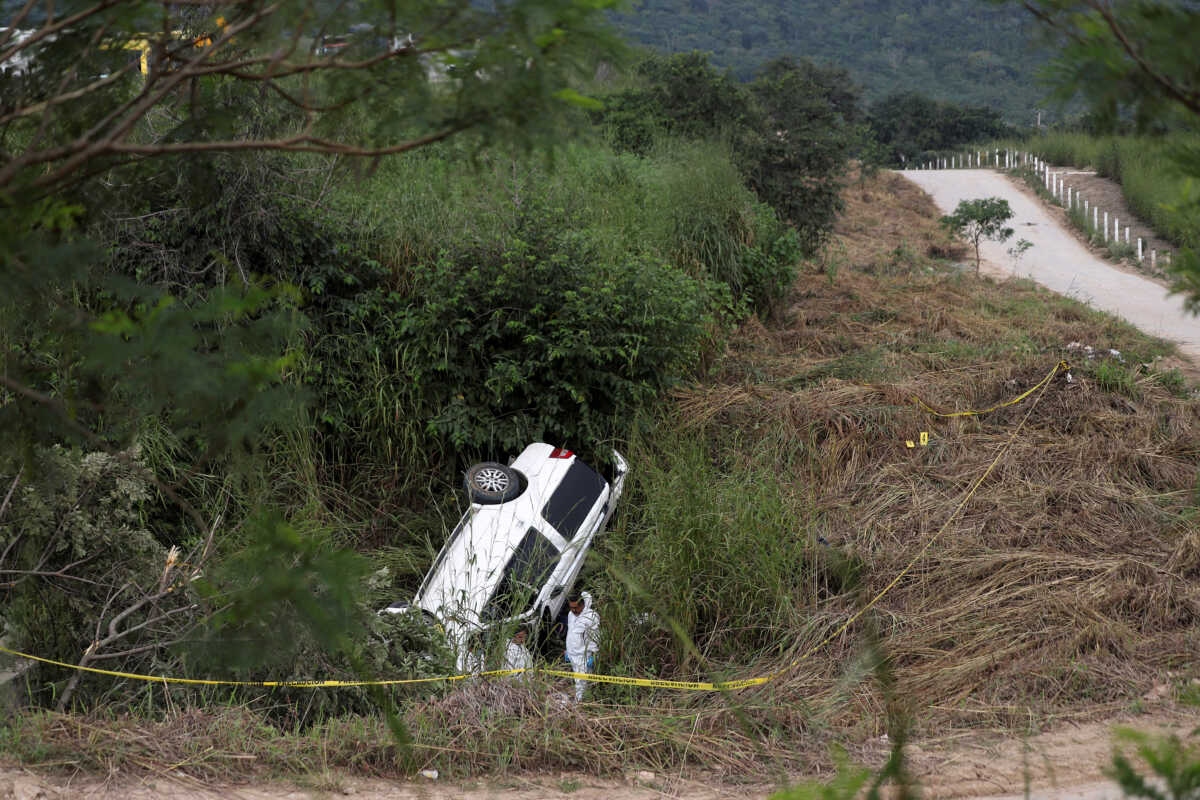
[3,710,1197,800]
[902,168,1200,362]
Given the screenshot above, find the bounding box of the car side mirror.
[550,585,565,598]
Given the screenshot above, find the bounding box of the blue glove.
[587,655,596,671]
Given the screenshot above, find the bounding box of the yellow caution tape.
[1,361,1068,694]
[0,645,526,687]
[769,359,1068,679]
[537,668,769,691]
[0,643,761,692]
[914,360,1069,417]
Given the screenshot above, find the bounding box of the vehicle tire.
[464,462,521,504]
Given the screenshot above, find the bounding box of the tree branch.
[0,467,21,524]
[0,0,118,66]
[0,374,209,538]
[1088,0,1200,115]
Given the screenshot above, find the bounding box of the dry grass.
[1,682,810,781]
[4,169,1198,784]
[673,168,1200,731]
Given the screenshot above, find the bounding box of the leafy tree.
[607,0,1048,121]
[868,92,1014,164]
[941,197,1015,272]
[596,52,851,256]
[0,0,619,706]
[747,56,853,253]
[1008,0,1200,311]
[597,51,751,154]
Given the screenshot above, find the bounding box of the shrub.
[0,446,173,706]
[382,204,726,461]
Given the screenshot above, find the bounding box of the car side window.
[541,461,606,541]
[482,528,561,622]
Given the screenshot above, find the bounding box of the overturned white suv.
[385,443,627,667]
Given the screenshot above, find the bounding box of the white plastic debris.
[419,769,439,780]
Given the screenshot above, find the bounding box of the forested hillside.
[610,0,1050,122]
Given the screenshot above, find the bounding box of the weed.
[1150,367,1192,399]
[1007,238,1033,269]
[1093,362,1141,399]
[1178,681,1200,708]
[1107,728,1200,800]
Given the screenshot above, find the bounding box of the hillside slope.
[610,0,1050,121]
[2,170,1197,786]
[664,169,1200,726]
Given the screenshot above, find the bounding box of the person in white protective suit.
[564,591,600,702]
[503,628,533,680]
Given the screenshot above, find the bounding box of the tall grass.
[592,426,859,686]
[333,137,784,296]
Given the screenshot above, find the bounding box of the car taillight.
[549,447,574,459]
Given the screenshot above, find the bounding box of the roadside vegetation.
[995,131,1200,252]
[4,166,1199,786]
[4,0,1200,795]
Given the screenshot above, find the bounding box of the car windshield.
[541,460,605,541]
[482,527,560,623]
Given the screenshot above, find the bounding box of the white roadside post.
[1114,216,1120,241]
[1138,238,1143,261]
[1125,227,1130,245]
[1152,249,1157,270]
[1103,212,1109,241]
[1093,206,1098,231]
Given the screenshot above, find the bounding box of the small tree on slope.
[941,197,1015,273]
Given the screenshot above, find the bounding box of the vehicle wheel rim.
[474,468,510,493]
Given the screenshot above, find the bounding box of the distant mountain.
[610,0,1054,122]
